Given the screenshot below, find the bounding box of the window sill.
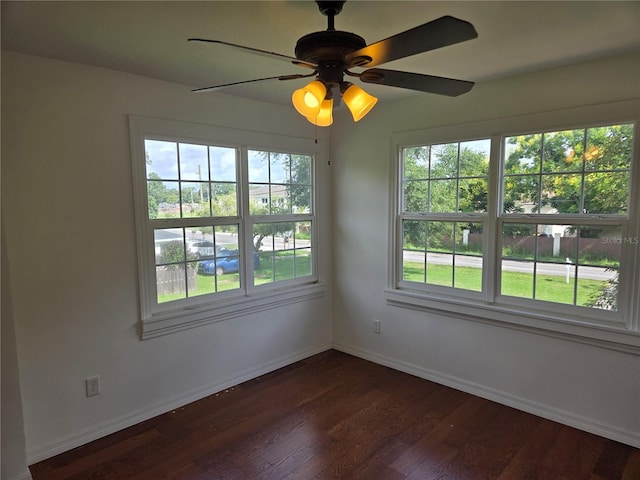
[385,288,640,355]
[141,283,327,339]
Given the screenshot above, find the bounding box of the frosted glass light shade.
[306,98,333,126]
[292,81,327,117]
[342,84,378,121]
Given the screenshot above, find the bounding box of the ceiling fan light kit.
[190,0,477,127]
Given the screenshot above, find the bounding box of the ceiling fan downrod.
[316,1,346,31]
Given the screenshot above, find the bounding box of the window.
[401,140,490,295]
[390,101,640,347]
[130,116,325,338]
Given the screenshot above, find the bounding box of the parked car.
[198,250,260,276]
[187,241,227,259]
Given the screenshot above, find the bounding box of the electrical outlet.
[373,319,381,334]
[85,376,100,397]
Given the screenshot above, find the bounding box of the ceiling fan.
[189,0,478,126]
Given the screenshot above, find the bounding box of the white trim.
[142,282,326,339]
[333,342,640,448]
[26,343,332,464]
[385,288,640,355]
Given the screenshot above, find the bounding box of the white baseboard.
[27,343,332,464]
[333,342,640,449]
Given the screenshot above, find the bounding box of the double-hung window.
[390,101,639,348]
[130,116,324,338]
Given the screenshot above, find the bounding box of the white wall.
[1,52,333,463]
[331,53,640,447]
[3,49,640,472]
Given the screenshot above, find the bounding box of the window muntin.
[395,120,636,326]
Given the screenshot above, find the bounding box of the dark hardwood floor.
[30,350,640,479]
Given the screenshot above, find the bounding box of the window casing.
[130,116,325,338]
[389,101,640,351]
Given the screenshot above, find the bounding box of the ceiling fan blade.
[359,68,474,97]
[192,74,314,93]
[345,16,477,68]
[188,38,317,69]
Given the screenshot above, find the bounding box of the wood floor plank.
[29,350,639,480]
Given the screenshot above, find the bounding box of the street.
[403,251,615,281]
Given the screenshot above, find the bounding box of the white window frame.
[387,101,640,354]
[129,116,326,339]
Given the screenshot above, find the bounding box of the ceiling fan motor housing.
[295,30,368,84]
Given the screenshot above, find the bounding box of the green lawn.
[403,262,607,307]
[157,252,311,303]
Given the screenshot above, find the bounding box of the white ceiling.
[2,1,639,105]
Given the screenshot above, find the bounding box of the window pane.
[458,178,488,213]
[212,183,237,216]
[429,179,456,213]
[584,172,629,214]
[270,185,291,214]
[249,184,270,215]
[291,185,311,214]
[147,180,180,219]
[504,134,542,175]
[181,182,210,218]
[270,152,290,183]
[210,146,236,182]
[154,229,185,265]
[585,124,633,171]
[459,139,491,177]
[540,173,581,214]
[501,224,535,298]
[430,143,458,178]
[179,143,208,180]
[145,140,178,179]
[542,129,584,173]
[248,150,269,183]
[454,223,483,291]
[403,180,428,213]
[503,175,539,213]
[403,146,429,180]
[291,155,311,184]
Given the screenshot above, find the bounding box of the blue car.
[198,250,260,276]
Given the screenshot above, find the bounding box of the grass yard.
[403,262,608,307]
[157,252,312,303]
